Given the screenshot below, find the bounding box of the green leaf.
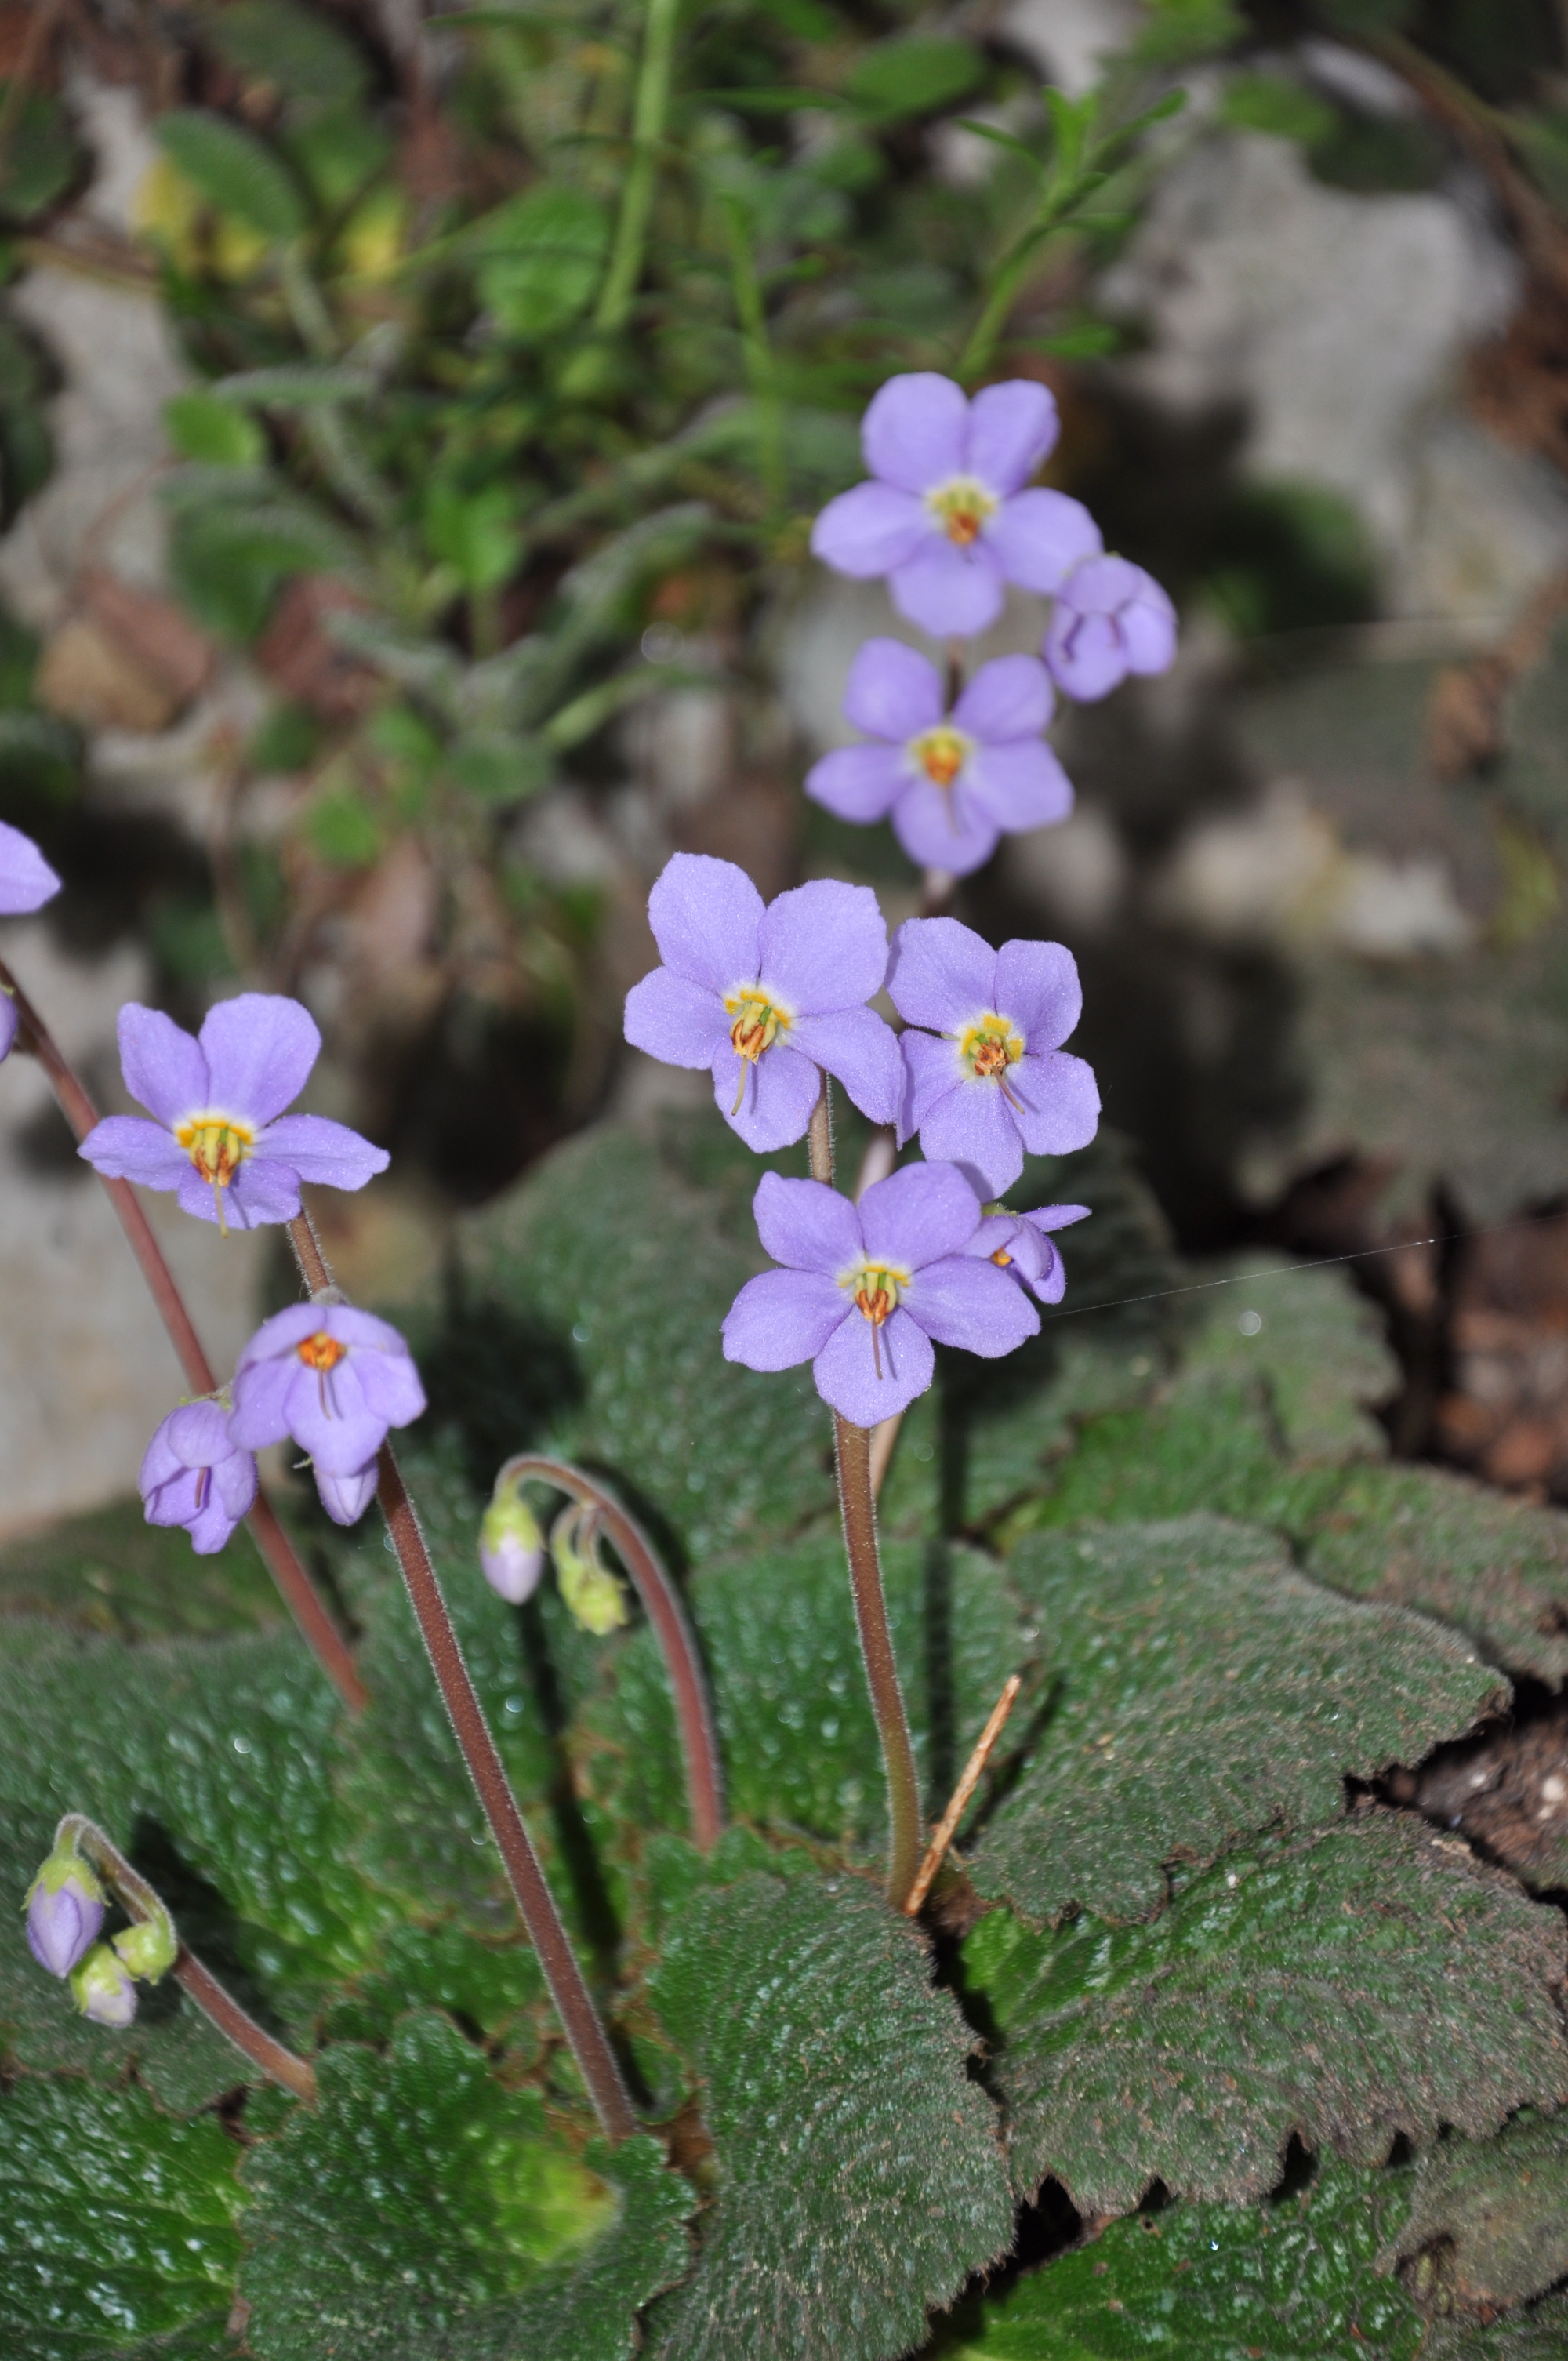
[0,1495,281,1640]
[1303,1466,1568,1687]
[1424,2297,1568,2361]
[845,38,986,122]
[1384,2110,1568,2315]
[945,2158,1421,2361]
[1180,1256,1396,1465]
[214,365,376,408]
[318,1919,545,2052]
[163,392,267,469]
[0,2072,241,2359]
[423,482,521,594]
[238,2011,690,2359]
[156,113,307,241]
[476,191,610,341]
[969,1813,1568,2213]
[204,2,371,106]
[646,1871,1012,2361]
[1221,72,1341,147]
[0,85,79,223]
[970,1516,1504,1927]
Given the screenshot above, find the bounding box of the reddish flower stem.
[495,1455,723,1852]
[0,955,366,1715]
[56,1814,318,2101]
[286,1210,637,2145]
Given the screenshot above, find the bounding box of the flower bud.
[25,1846,106,1978]
[314,1459,379,1527]
[550,1504,629,1636]
[71,1943,138,2028]
[479,1486,545,1605]
[113,1915,178,1982]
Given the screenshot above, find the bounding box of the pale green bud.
[114,1914,178,1982]
[550,1504,629,1636]
[479,1486,545,1605]
[71,1942,138,2028]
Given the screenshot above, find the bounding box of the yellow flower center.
[840,1257,910,1380]
[296,1331,347,1374]
[909,725,972,791]
[175,1113,255,1186]
[926,475,998,548]
[960,1013,1025,1083]
[723,983,793,1113]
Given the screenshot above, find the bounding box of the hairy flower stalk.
[0,956,365,1714]
[43,1817,318,2101]
[286,1211,637,2145]
[492,1456,724,1854]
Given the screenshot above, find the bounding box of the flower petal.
[842,637,943,740]
[228,1355,296,1448]
[285,1360,387,1473]
[214,1449,259,1518]
[965,380,1059,494]
[164,1400,234,1468]
[964,739,1073,834]
[889,776,998,876]
[199,993,320,1125]
[900,1027,965,1135]
[1123,576,1178,673]
[145,1467,203,1531]
[791,1006,902,1128]
[78,1115,188,1187]
[648,852,763,995]
[1044,610,1123,701]
[723,1267,848,1371]
[753,1168,862,1273]
[806,744,909,825]
[952,652,1054,742]
[187,1157,301,1230]
[760,877,888,1015]
[814,1304,932,1426]
[0,820,60,915]
[239,1302,339,1363]
[994,938,1082,1050]
[811,482,928,577]
[1019,1201,1092,1232]
[117,1004,208,1128]
[859,1157,980,1270]
[316,1462,379,1526]
[890,539,1004,638]
[885,915,996,1032]
[0,997,16,1062]
[1006,1048,1101,1157]
[623,967,731,1067]
[910,1253,1040,1355]
[862,372,968,492]
[260,1114,390,1190]
[1026,1238,1065,1305]
[715,1035,822,1153]
[988,488,1102,595]
[916,1075,1022,1199]
[353,1348,428,1428]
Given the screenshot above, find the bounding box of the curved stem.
[55,1815,318,2101]
[495,1455,723,1852]
[595,0,681,332]
[0,956,365,1715]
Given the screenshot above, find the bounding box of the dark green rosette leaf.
[0,2073,242,2360]
[1177,1258,1396,1465]
[943,2159,1421,2360]
[968,1814,1568,2213]
[1424,2297,1568,2361]
[1382,2110,1568,2317]
[645,1870,1012,2361]
[971,1516,1504,1926]
[0,1498,280,1640]
[156,113,308,241]
[237,2011,690,2359]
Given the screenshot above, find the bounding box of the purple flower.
[811,375,1102,639]
[721,1161,1039,1427]
[140,1401,257,1555]
[0,819,60,916]
[887,917,1099,1199]
[78,993,389,1233]
[71,1944,138,2028]
[1044,554,1176,702]
[806,640,1071,877]
[229,1302,426,1476]
[26,1851,105,1978]
[314,1462,380,1527]
[623,854,902,1153]
[967,1203,1090,1306]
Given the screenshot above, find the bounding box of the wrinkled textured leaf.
[1425,2297,1568,2361]
[0,2072,241,2359]
[205,1,370,104]
[1384,2110,1568,2316]
[945,2160,1421,2360]
[969,1814,1568,2214]
[1178,1256,1396,1463]
[238,2011,689,2359]
[0,1496,281,1640]
[972,1516,1502,1925]
[647,1871,1012,2361]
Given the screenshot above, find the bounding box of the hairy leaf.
[945,2159,1421,2360]
[971,1516,1503,1925]
[969,1814,1568,2213]
[647,1871,1011,2361]
[238,2011,689,2359]
[1180,1257,1396,1464]
[204,1,370,104]
[1383,2110,1568,2316]
[0,1498,281,1640]
[156,113,307,240]
[0,2072,241,2359]
[1425,2297,1568,2361]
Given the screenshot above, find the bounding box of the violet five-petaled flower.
[967,1202,1091,1306]
[228,1303,426,1491]
[26,1858,104,1979]
[0,819,61,1062]
[622,853,902,1153]
[78,993,388,1233]
[1043,554,1177,702]
[887,917,1099,1200]
[811,375,1102,639]
[140,1401,258,1555]
[722,1161,1039,1428]
[807,640,1072,878]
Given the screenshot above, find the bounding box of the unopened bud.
[114,1914,178,1982]
[550,1504,629,1636]
[315,1460,379,1527]
[479,1485,545,1605]
[71,1943,138,2028]
[25,1846,105,1978]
